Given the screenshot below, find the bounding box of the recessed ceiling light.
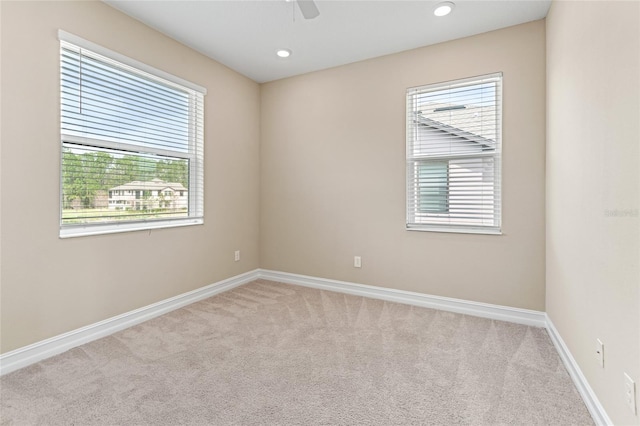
[434,1,455,17]
[276,49,292,58]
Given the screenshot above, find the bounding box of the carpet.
[0,279,593,425]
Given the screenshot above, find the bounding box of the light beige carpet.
[1,279,593,425]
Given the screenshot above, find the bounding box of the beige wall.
[260,21,546,310]
[0,1,261,353]
[546,1,640,425]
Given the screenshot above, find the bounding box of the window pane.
[418,161,448,213]
[411,81,497,158]
[61,144,189,225]
[61,45,191,153]
[447,157,498,225]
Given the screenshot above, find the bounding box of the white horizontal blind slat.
[58,30,207,95]
[189,91,205,218]
[406,73,502,234]
[61,44,192,153]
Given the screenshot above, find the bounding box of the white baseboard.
[0,269,260,376]
[546,316,612,426]
[258,269,547,327]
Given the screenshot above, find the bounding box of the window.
[59,31,205,237]
[406,73,502,234]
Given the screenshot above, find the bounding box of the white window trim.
[60,218,203,239]
[58,31,206,238]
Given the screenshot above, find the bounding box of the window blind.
[59,32,205,237]
[406,73,502,234]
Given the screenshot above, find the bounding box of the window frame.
[58,31,206,238]
[406,73,502,235]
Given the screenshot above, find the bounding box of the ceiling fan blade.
[297,0,320,19]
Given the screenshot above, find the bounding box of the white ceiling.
[104,0,551,83]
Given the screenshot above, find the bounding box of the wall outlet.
[354,256,361,268]
[624,373,637,415]
[234,250,240,262]
[595,339,604,368]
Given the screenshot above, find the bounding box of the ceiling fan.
[294,0,320,19]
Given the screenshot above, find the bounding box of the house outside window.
[59,31,206,237]
[406,73,502,234]
[417,161,449,213]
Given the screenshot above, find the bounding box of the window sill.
[60,218,203,238]
[406,225,502,235]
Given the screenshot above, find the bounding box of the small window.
[59,31,206,237]
[406,73,502,234]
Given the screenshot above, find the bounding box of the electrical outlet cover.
[595,339,604,368]
[624,373,637,415]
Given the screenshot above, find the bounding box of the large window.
[406,73,502,234]
[59,31,205,237]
